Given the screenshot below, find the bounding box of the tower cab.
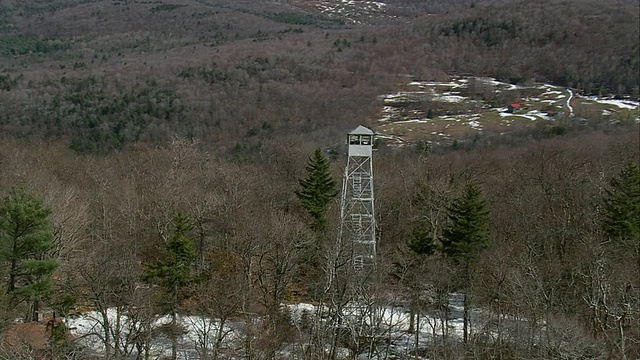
[347,125,374,157]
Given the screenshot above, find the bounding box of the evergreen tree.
[145,212,197,360]
[0,186,58,322]
[295,149,339,232]
[408,224,438,256]
[441,182,490,344]
[442,183,490,263]
[145,212,197,292]
[602,163,640,241]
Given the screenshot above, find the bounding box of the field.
[377,77,639,145]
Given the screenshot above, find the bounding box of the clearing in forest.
[376,77,640,145]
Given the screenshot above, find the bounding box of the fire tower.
[339,125,376,280]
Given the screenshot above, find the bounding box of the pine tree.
[295,149,339,232]
[146,213,197,291]
[0,186,58,322]
[145,212,197,360]
[442,183,490,263]
[441,182,490,344]
[602,163,640,241]
[408,224,438,256]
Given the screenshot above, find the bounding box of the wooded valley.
[0,0,638,358]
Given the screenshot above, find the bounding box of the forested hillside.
[0,0,638,153]
[0,0,638,358]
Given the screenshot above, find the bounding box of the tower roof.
[349,125,374,135]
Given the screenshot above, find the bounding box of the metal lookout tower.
[339,125,376,282]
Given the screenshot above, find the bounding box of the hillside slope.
[0,0,637,153]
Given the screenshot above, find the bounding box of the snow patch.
[592,98,638,109]
[526,110,551,120]
[498,112,537,121]
[432,94,466,103]
[468,120,482,129]
[393,119,430,124]
[409,80,466,88]
[477,77,522,90]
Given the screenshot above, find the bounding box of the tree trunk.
[114,308,122,358]
[463,260,471,345]
[101,308,112,360]
[414,311,420,358]
[619,318,626,360]
[497,294,503,359]
[463,292,469,344]
[31,298,39,322]
[408,295,415,333]
[213,315,228,360]
[172,283,178,360]
[8,254,17,293]
[243,254,253,360]
[329,314,339,360]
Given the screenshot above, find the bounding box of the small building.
[508,103,521,113]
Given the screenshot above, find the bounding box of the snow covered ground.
[306,0,389,23]
[66,293,479,359]
[67,309,243,359]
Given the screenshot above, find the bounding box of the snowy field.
[377,77,639,145]
[291,0,389,24]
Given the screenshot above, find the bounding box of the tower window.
[361,135,371,145]
[349,135,360,145]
